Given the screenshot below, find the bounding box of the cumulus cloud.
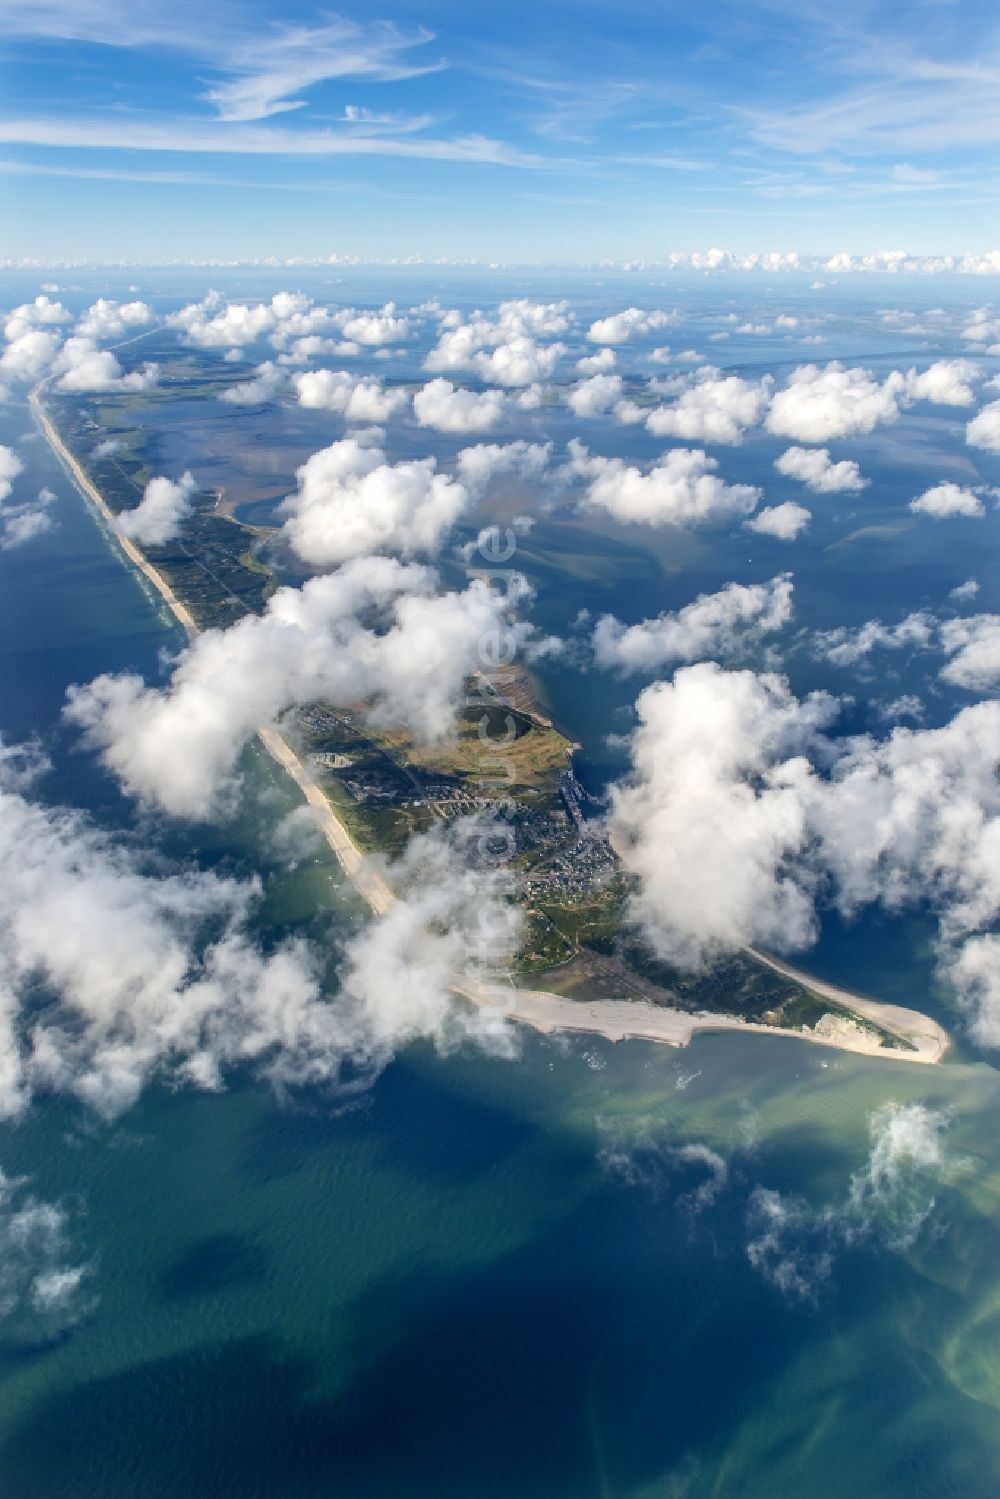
[0,444,22,503]
[938,615,1000,692]
[424,299,569,387]
[279,439,468,565]
[593,575,793,674]
[114,472,198,546]
[75,299,153,342]
[336,302,410,346]
[609,662,1000,1040]
[336,818,519,1055]
[472,337,564,387]
[766,362,905,443]
[54,337,159,394]
[815,606,1000,693]
[220,360,288,405]
[0,745,516,1121]
[586,308,676,344]
[610,664,834,967]
[171,291,312,349]
[3,295,70,342]
[576,347,616,374]
[813,611,936,667]
[565,440,760,528]
[774,445,868,492]
[905,359,980,407]
[292,368,407,423]
[1,486,57,552]
[746,502,811,540]
[966,401,1000,453]
[645,370,772,444]
[413,378,505,433]
[169,291,410,358]
[567,373,624,418]
[909,482,985,519]
[0,329,62,382]
[454,440,550,493]
[65,557,533,819]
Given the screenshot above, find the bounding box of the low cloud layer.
[0,742,517,1122]
[65,557,532,819]
[115,472,197,546]
[565,440,760,527]
[610,662,1000,1041]
[279,438,469,564]
[593,575,793,674]
[774,446,867,493]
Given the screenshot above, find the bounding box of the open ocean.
[1,271,999,1497]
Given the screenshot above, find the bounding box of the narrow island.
[30,362,951,1068]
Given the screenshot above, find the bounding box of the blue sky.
[1,0,998,263]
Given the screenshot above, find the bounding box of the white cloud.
[170,294,279,347]
[279,439,468,565]
[0,743,515,1121]
[774,445,867,492]
[576,347,615,374]
[962,309,1000,345]
[766,362,905,443]
[966,401,1000,453]
[75,298,152,341]
[905,359,980,407]
[567,373,623,418]
[0,444,22,503]
[413,378,505,433]
[645,370,772,444]
[54,337,158,393]
[0,328,62,382]
[0,1169,92,1338]
[200,15,442,123]
[424,300,570,387]
[472,336,565,387]
[65,557,533,819]
[565,440,760,528]
[815,606,1000,693]
[586,307,675,344]
[454,440,550,493]
[814,611,936,667]
[610,664,833,967]
[609,663,1000,1039]
[292,368,407,423]
[746,502,812,540]
[3,294,70,342]
[220,360,288,405]
[950,578,980,603]
[938,615,1000,692]
[909,482,985,519]
[336,302,409,346]
[114,472,197,546]
[1,486,57,551]
[335,818,519,1056]
[593,575,793,674]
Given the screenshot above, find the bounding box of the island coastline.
[30,379,950,1067]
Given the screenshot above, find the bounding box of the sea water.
[0,273,998,1497]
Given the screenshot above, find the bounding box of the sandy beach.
[31,382,949,1067]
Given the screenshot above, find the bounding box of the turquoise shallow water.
[1,274,1000,1495]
